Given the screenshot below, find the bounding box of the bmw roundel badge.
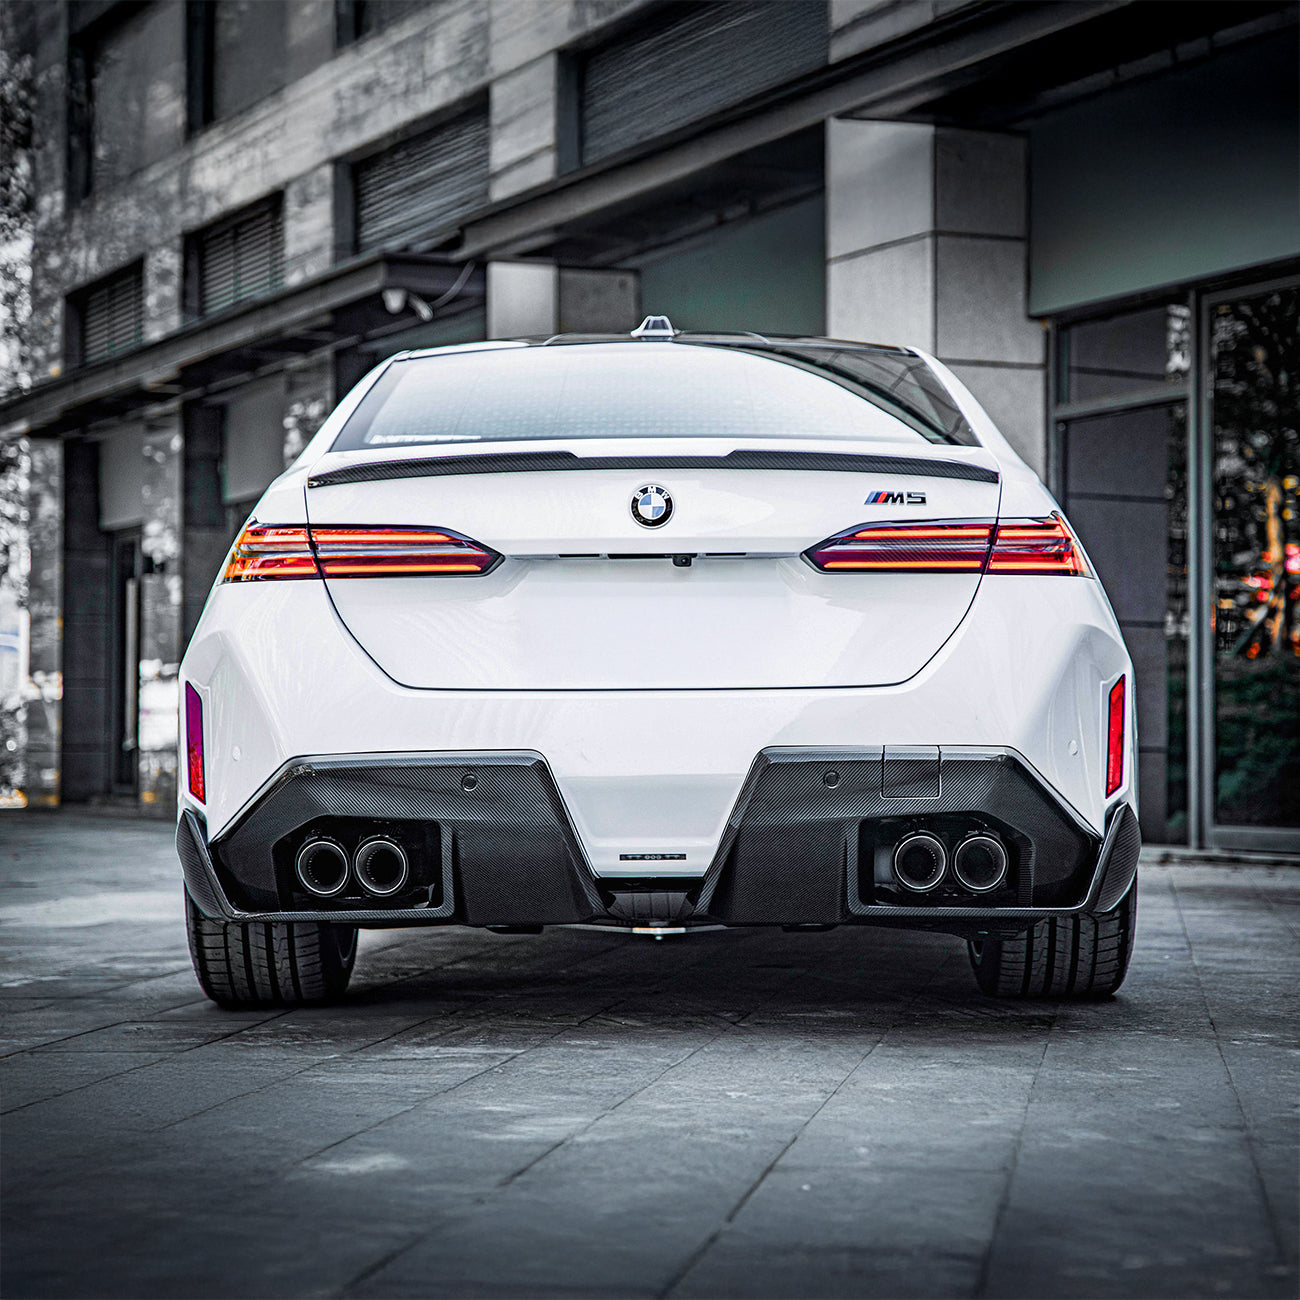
[631,483,673,528]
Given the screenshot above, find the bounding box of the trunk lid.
[304,440,1001,690]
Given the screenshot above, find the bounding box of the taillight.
[1106,675,1126,796]
[987,516,1089,576]
[184,682,205,803]
[310,527,499,577]
[223,525,318,582]
[222,524,499,581]
[806,521,994,571]
[804,514,1089,576]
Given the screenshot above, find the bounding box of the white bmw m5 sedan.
[177,317,1141,1008]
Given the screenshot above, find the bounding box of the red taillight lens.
[1106,675,1126,796]
[185,682,205,803]
[805,514,1089,577]
[806,521,995,571]
[988,515,1089,576]
[222,524,499,581]
[310,526,499,577]
[223,525,318,582]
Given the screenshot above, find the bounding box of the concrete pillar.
[826,120,1046,473]
[138,411,182,814]
[487,262,639,338]
[284,163,335,288]
[22,439,61,806]
[490,54,560,202]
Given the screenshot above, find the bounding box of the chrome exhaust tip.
[952,834,1009,893]
[892,832,947,893]
[295,837,350,898]
[354,838,409,898]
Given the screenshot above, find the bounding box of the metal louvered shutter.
[581,1,828,165]
[80,265,144,364]
[198,201,284,316]
[354,109,490,253]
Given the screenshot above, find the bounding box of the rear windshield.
[331,341,977,452]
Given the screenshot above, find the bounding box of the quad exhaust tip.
[295,837,350,897]
[952,834,1009,893]
[892,832,948,893]
[354,837,409,897]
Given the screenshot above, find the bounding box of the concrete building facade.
[1,0,1297,851]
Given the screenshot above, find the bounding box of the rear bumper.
[178,747,1140,936]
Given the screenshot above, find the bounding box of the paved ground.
[1,814,1296,1300]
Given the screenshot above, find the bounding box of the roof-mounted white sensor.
[631,315,677,340]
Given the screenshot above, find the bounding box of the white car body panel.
[181,338,1136,895]
[182,569,1133,877]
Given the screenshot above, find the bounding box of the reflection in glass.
[1212,285,1300,827]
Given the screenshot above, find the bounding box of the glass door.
[1204,279,1300,851]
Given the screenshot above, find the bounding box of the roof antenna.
[630,315,677,340]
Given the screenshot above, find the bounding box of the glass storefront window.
[1063,302,1191,403]
[1211,284,1300,829]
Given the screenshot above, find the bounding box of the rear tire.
[185,893,358,1009]
[967,879,1136,999]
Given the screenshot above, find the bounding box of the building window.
[67,264,145,368]
[66,3,187,201]
[336,0,430,45]
[187,0,298,130]
[352,108,489,254]
[578,1,828,167]
[185,198,285,318]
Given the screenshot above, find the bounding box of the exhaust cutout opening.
[893,833,947,893]
[295,838,350,897]
[354,838,409,897]
[952,834,1008,893]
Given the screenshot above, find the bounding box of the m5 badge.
[865,490,927,505]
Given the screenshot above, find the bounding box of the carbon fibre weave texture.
[696,748,1096,925]
[211,753,603,926]
[1095,802,1141,913]
[308,449,1000,489]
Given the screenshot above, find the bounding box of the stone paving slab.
[0,814,1296,1299]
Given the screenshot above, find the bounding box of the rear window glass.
[331,342,977,452]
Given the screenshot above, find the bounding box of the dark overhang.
[453,0,1126,262]
[453,0,1292,264]
[0,254,484,438]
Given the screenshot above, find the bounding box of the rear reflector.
[1106,675,1126,796]
[184,683,205,803]
[222,524,499,581]
[805,514,1089,576]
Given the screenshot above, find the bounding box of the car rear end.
[177,333,1139,1000]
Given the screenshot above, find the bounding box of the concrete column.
[22,439,62,806]
[282,356,334,464]
[490,54,560,202]
[284,163,335,288]
[138,411,182,814]
[487,262,639,338]
[144,246,183,343]
[826,119,1046,473]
